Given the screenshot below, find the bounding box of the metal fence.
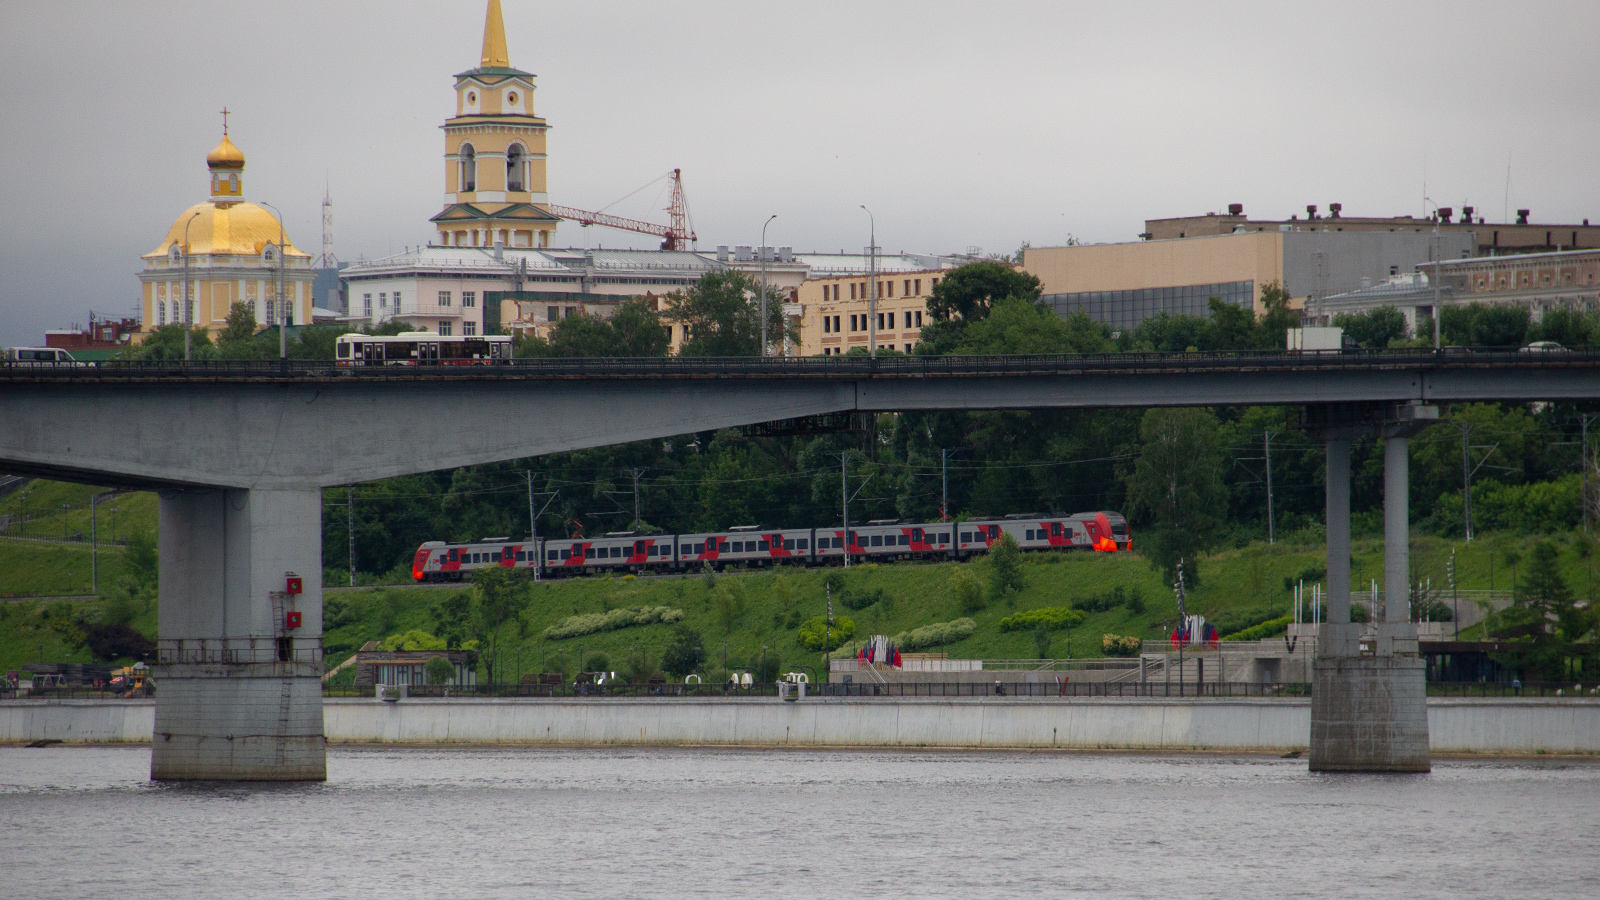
[322,680,1314,700]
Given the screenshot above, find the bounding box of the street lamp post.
[860,206,877,357]
[259,201,289,361]
[181,211,201,360]
[760,214,776,357]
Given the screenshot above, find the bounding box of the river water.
[2,746,1597,898]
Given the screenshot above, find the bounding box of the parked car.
[1519,341,1569,353]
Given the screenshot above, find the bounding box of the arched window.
[506,143,525,192]
[459,144,477,192]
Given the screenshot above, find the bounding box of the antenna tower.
[315,183,338,268]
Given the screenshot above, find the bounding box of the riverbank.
[5,697,1600,755]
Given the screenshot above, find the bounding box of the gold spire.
[481,0,509,68]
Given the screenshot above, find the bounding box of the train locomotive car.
[413,511,1131,582]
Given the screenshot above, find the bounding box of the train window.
[798,539,808,550]
[758,540,770,551]
[960,532,972,542]
[1026,530,1035,540]
[782,539,793,551]
[560,549,571,560]
[611,546,622,558]
[870,535,882,547]
[989,526,1000,538]
[1051,523,1062,537]
[448,548,459,561]
[721,540,730,551]
[912,529,923,541]
[646,545,656,556]
[682,544,692,554]
[515,551,525,561]
[695,542,705,554]
[900,534,910,546]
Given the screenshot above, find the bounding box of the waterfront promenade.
[5,696,1598,755]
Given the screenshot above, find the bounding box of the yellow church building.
[140,124,314,335]
[431,0,558,250]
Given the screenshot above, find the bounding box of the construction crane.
[546,169,697,251]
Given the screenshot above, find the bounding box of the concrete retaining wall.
[4,698,1599,754]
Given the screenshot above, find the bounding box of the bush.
[798,615,856,652]
[583,652,610,672]
[542,606,684,640]
[951,567,986,613]
[1281,564,1327,593]
[1223,615,1292,642]
[1101,634,1142,657]
[840,587,890,611]
[84,623,155,661]
[424,655,457,685]
[1209,606,1284,638]
[987,533,1025,600]
[892,617,977,651]
[999,607,1085,632]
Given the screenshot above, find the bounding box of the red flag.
[892,647,903,668]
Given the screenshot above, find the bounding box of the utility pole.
[942,450,950,522]
[861,205,877,358]
[1174,560,1187,697]
[347,486,356,586]
[630,467,646,531]
[1583,414,1597,533]
[1264,431,1275,544]
[841,452,850,568]
[90,492,101,593]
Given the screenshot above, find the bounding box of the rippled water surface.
[3,746,1598,898]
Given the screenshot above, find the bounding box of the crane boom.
[545,169,697,250]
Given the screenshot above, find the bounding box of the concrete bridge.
[3,350,1595,779]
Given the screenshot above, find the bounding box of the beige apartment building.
[796,269,947,355]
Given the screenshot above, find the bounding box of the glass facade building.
[1045,281,1254,332]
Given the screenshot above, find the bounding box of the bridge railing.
[4,347,1596,381]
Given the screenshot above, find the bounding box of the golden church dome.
[206,134,246,169]
[146,201,308,258]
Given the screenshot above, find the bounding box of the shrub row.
[893,617,977,651]
[999,607,1086,632]
[1222,615,1292,642]
[1101,634,1142,657]
[542,605,684,640]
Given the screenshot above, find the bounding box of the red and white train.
[412,511,1129,581]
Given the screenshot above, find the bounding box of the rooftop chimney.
[1227,203,1244,216]
[1305,204,1318,220]
[1517,209,1530,225]
[1462,205,1474,221]
[1329,202,1342,218]
[1439,207,1453,224]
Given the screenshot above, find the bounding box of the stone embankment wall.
[3,697,1599,754]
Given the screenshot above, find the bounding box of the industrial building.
[1146,203,1599,255]
[1022,230,1475,333]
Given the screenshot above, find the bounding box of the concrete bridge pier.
[151,488,326,781]
[1307,404,1434,773]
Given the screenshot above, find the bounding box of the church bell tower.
[431,0,557,249]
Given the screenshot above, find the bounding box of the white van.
[6,347,80,365]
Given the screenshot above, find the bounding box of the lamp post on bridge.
[181,211,201,361]
[861,205,877,358]
[258,200,290,361]
[760,214,776,357]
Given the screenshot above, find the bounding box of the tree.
[935,298,1112,355]
[1493,540,1595,679]
[925,260,1042,324]
[471,568,527,683]
[987,532,1025,601]
[951,566,986,613]
[661,624,705,677]
[667,270,790,356]
[121,324,216,360]
[1334,307,1409,349]
[432,591,474,649]
[521,298,670,358]
[1033,623,1051,659]
[220,302,258,345]
[1124,407,1228,585]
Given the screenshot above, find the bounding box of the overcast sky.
[2,1,1597,347]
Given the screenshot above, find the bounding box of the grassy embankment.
[0,481,156,598]
[3,479,1594,677]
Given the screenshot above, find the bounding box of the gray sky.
[3,1,1597,347]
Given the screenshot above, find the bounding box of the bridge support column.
[1307,406,1433,773]
[151,488,325,781]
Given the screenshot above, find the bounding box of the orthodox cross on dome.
[220,106,230,135]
